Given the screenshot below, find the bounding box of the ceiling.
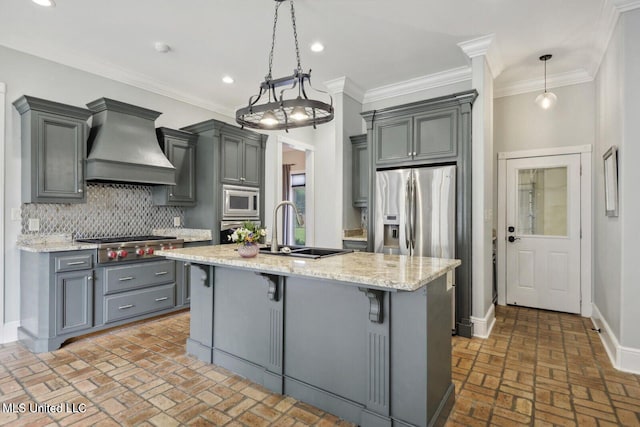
[0,0,622,116]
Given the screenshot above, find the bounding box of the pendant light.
[235,0,334,132]
[535,54,557,110]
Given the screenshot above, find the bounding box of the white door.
[505,154,581,313]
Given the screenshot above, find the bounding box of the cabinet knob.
[78,188,83,193]
[240,177,246,181]
[169,193,174,197]
[87,276,93,281]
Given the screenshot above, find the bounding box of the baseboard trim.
[470,304,496,338]
[0,321,19,344]
[591,304,640,374]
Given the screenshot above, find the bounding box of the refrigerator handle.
[411,174,417,251]
[405,175,411,250]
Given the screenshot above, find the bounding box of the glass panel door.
[516,167,568,236]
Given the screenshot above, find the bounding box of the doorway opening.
[277,137,314,247]
[497,145,592,317]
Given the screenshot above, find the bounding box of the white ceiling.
[0,0,628,116]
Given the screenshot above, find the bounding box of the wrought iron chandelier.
[235,0,334,132]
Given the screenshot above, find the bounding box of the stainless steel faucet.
[271,201,303,253]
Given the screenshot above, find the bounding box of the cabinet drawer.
[343,240,368,251]
[104,284,175,323]
[104,260,175,294]
[54,253,94,272]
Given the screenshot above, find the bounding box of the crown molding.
[362,66,471,105]
[613,0,640,12]
[323,76,365,103]
[457,34,504,78]
[0,42,235,119]
[494,68,593,98]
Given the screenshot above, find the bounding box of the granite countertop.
[17,228,213,253]
[156,244,460,292]
[17,234,98,253]
[152,228,212,242]
[342,228,367,242]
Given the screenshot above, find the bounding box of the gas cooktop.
[76,235,175,244]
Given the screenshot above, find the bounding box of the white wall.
[0,45,233,332]
[593,21,623,341]
[618,9,640,350]
[592,8,640,371]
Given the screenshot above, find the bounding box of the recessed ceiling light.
[154,42,171,53]
[222,76,234,84]
[310,42,324,53]
[32,0,55,7]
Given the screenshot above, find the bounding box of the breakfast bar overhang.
[157,245,460,427]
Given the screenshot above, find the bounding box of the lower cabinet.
[19,249,187,353]
[55,270,94,335]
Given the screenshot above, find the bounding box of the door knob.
[508,236,520,243]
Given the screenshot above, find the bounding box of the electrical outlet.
[10,208,20,221]
[173,217,181,227]
[28,218,40,231]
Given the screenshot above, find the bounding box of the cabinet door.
[242,139,262,187]
[56,270,93,335]
[351,135,368,207]
[167,138,196,205]
[413,108,458,162]
[221,134,243,184]
[375,118,413,166]
[35,112,86,202]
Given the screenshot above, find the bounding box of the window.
[291,173,306,245]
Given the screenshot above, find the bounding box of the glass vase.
[237,242,259,258]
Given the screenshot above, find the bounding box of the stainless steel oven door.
[222,185,260,219]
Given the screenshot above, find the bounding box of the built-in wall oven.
[222,184,260,220]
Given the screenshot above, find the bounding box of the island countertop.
[156,244,460,292]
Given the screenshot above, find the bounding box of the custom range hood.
[85,98,176,185]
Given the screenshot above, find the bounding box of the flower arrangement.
[228,221,267,246]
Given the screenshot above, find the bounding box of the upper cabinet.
[13,95,91,203]
[371,103,459,167]
[220,127,263,188]
[350,134,368,208]
[152,127,197,206]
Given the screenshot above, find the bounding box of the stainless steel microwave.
[222,184,260,219]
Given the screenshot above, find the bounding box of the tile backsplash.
[21,183,184,238]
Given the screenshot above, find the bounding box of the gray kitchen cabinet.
[175,241,211,307]
[362,90,477,338]
[152,127,197,206]
[374,117,412,166]
[19,249,188,353]
[220,127,263,187]
[414,108,458,161]
[13,95,92,203]
[373,105,458,167]
[56,269,94,335]
[350,134,368,207]
[181,119,266,244]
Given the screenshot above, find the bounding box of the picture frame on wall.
[603,145,618,217]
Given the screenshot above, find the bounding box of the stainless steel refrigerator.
[374,165,456,328]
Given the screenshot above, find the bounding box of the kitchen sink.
[259,245,352,259]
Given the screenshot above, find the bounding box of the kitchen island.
[157,245,460,427]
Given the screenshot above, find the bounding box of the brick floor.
[1,305,639,426]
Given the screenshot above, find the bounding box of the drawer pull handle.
[67,261,87,266]
[155,297,168,302]
[119,276,135,281]
[155,271,168,276]
[118,304,134,310]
